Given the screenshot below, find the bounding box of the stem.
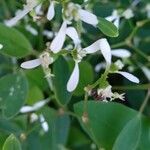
[83,91,88,114]
[111,41,126,49]
[129,45,150,62]
[139,89,150,114]
[113,84,150,90]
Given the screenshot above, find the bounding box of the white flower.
[34,4,43,15]
[47,1,55,21]
[111,49,131,58]
[20,99,50,113]
[95,62,106,72]
[97,85,113,100]
[39,115,49,132]
[64,2,98,26]
[106,8,134,28]
[67,38,112,92]
[83,38,112,65]
[115,71,139,83]
[146,3,150,18]
[105,10,120,28]
[21,52,54,69]
[112,92,125,101]
[141,66,150,81]
[115,60,124,70]
[25,25,38,36]
[122,8,134,19]
[5,0,39,27]
[50,21,80,53]
[0,44,3,49]
[30,113,39,123]
[43,30,54,39]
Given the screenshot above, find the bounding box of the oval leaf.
[0,73,28,118]
[52,56,72,105]
[2,134,21,150]
[97,17,119,37]
[0,23,32,58]
[74,101,137,149]
[113,116,141,150]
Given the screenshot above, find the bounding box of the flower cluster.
[7,0,140,101]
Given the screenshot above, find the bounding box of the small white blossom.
[67,38,112,92]
[115,60,124,70]
[43,30,54,39]
[112,93,125,101]
[141,66,150,81]
[146,3,150,18]
[106,8,134,28]
[39,115,49,132]
[30,113,39,123]
[25,25,38,36]
[0,44,3,49]
[122,8,134,19]
[95,62,106,72]
[105,10,120,28]
[97,85,113,100]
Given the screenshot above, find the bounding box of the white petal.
[41,122,49,132]
[105,15,116,22]
[111,49,131,58]
[39,115,49,132]
[117,71,140,83]
[50,21,67,53]
[67,62,79,92]
[33,99,49,110]
[0,44,3,49]
[20,106,34,113]
[83,39,101,54]
[25,25,38,35]
[47,1,55,21]
[141,66,150,81]
[78,9,98,26]
[95,62,106,72]
[99,38,111,64]
[5,8,30,27]
[21,59,41,69]
[35,4,43,15]
[66,27,80,45]
[113,18,120,28]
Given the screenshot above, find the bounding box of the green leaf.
[97,17,119,37]
[26,85,44,105]
[24,107,70,150]
[0,23,32,58]
[74,101,137,149]
[52,56,72,105]
[113,116,141,150]
[25,67,48,91]
[0,73,28,118]
[2,134,21,150]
